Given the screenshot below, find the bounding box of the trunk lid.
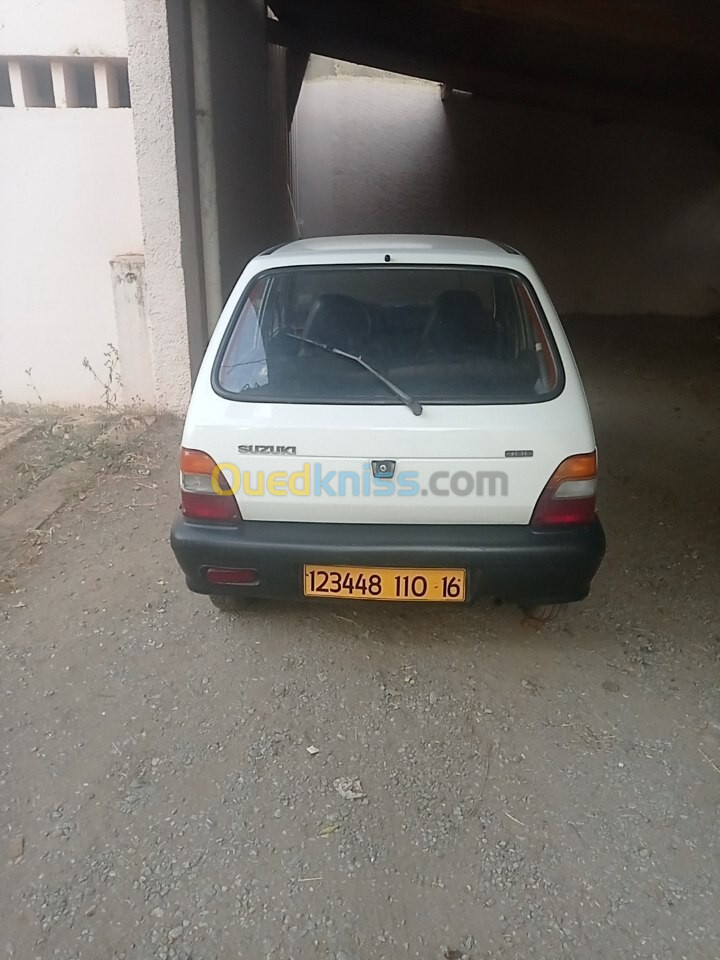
[184,391,594,524]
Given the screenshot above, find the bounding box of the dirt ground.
[0,412,125,516]
[1,318,719,960]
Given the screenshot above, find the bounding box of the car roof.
[254,235,526,268]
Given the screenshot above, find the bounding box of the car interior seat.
[302,294,372,356]
[420,290,497,358]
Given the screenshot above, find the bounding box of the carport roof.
[267,0,720,137]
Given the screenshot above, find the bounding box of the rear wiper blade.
[284,333,423,416]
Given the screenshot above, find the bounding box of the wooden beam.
[268,0,720,61]
[266,18,718,137]
[422,0,720,59]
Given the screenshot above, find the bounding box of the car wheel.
[522,602,566,622]
[209,594,252,613]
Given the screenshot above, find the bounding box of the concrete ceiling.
[267,0,720,137]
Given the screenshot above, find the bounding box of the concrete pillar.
[7,61,26,108]
[190,0,223,330]
[93,61,111,108]
[206,0,288,297]
[125,0,293,404]
[268,43,295,240]
[95,61,127,108]
[125,0,206,411]
[50,60,69,108]
[110,256,155,406]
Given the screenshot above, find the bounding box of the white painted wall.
[0,0,127,58]
[0,109,144,404]
[0,0,151,406]
[295,67,720,316]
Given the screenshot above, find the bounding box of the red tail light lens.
[180,448,242,523]
[531,452,597,527]
[180,490,242,521]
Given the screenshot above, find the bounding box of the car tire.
[522,602,566,622]
[209,594,252,613]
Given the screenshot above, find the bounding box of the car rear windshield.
[214,266,562,405]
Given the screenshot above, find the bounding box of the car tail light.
[180,448,242,522]
[531,452,597,527]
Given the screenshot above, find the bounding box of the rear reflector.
[531,452,597,527]
[205,567,258,585]
[180,447,242,523]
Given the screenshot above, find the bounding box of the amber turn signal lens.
[548,451,597,485]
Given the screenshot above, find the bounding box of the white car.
[171,235,605,620]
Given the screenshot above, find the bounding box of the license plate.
[303,565,466,602]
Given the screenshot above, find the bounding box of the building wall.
[0,109,144,405]
[294,64,720,316]
[0,0,127,58]
[0,0,146,406]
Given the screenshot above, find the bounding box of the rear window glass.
[214,267,562,405]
